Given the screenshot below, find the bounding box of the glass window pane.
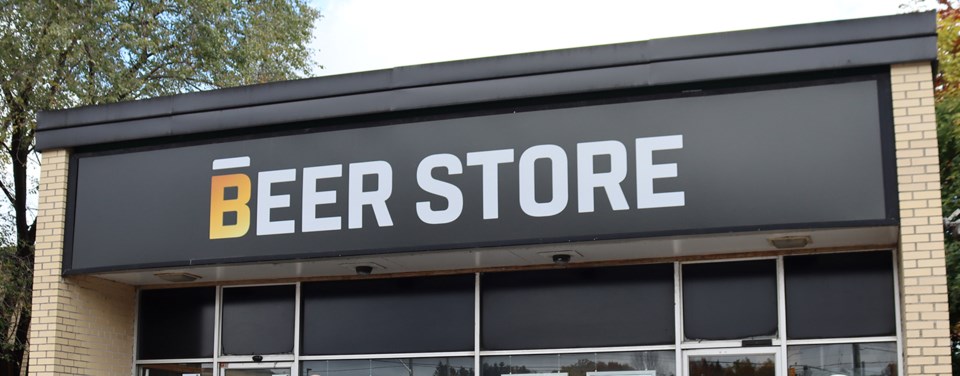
[482,264,675,350]
[221,285,296,355]
[139,363,213,376]
[682,260,778,340]
[301,275,475,355]
[481,351,675,376]
[687,354,775,376]
[788,342,898,376]
[224,369,291,376]
[137,287,215,359]
[785,251,895,339]
[302,357,475,376]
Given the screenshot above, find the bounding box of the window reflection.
[139,363,213,376]
[481,351,675,376]
[224,369,291,376]
[302,357,474,376]
[687,354,775,376]
[787,343,897,376]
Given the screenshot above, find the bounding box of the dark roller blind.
[481,263,675,350]
[682,260,778,340]
[301,274,475,355]
[785,251,895,339]
[137,287,215,360]
[221,285,296,355]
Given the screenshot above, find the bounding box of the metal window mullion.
[477,345,677,357]
[784,336,900,346]
[679,341,773,350]
[683,346,780,356]
[214,286,222,374]
[674,262,683,376]
[218,354,295,362]
[136,358,215,365]
[777,256,787,376]
[132,289,141,376]
[892,250,904,376]
[475,272,481,376]
[299,351,476,361]
[221,282,296,289]
[294,281,302,376]
[680,256,778,265]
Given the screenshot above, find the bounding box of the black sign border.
[62,67,898,275]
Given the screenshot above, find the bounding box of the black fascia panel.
[35,12,935,150]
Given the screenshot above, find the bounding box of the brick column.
[891,62,953,376]
[28,149,137,375]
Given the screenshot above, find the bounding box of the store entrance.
[683,348,780,376]
[220,362,293,376]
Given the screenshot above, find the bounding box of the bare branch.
[0,179,16,207]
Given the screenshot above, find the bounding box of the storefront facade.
[27,12,950,376]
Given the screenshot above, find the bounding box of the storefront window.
[787,342,897,376]
[139,363,214,376]
[224,368,292,376]
[135,253,900,376]
[784,251,895,339]
[687,354,775,376]
[481,351,675,376]
[138,287,216,360]
[302,275,475,355]
[482,264,675,350]
[302,357,475,376]
[221,285,296,355]
[682,260,777,340]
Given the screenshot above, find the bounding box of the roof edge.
[37,11,936,133]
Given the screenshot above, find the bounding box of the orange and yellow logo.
[209,173,251,239]
[209,157,252,239]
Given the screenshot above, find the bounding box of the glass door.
[683,348,780,376]
[220,362,293,376]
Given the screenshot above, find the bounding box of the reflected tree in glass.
[560,358,634,376]
[482,351,674,376]
[303,357,475,376]
[481,361,533,376]
[139,363,214,376]
[433,360,475,376]
[788,343,897,376]
[687,356,775,376]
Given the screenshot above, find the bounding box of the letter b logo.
[210,174,251,239]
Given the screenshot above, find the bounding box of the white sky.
[309,0,933,77]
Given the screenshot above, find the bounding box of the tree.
[930,0,960,372]
[0,1,320,373]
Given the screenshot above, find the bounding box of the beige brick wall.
[28,149,137,376]
[891,62,953,376]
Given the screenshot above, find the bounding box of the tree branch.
[0,178,16,208]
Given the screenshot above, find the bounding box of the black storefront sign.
[66,78,895,273]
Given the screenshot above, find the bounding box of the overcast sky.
[308,0,933,77]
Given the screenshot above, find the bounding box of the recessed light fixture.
[340,262,385,276]
[154,272,201,283]
[538,250,582,265]
[355,265,374,275]
[552,254,572,265]
[768,236,812,249]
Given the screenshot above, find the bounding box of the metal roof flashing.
[35,11,936,151]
